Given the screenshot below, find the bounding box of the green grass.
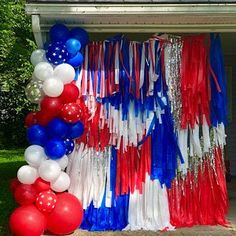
[0,149,25,236]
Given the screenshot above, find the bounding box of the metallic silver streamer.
[164,36,182,130]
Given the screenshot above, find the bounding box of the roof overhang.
[25,3,236,48]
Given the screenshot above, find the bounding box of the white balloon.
[43,77,64,97]
[24,145,47,168]
[30,49,47,66]
[17,165,38,184]
[56,155,69,170]
[38,160,61,182]
[34,62,54,81]
[53,63,75,84]
[51,171,71,192]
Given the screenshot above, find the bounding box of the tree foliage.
[0,0,36,148]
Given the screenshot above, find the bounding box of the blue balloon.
[63,138,75,155]
[68,121,84,139]
[70,27,89,48]
[67,52,83,68]
[44,138,66,160]
[46,42,69,65]
[47,118,68,138]
[50,23,70,43]
[27,124,47,146]
[66,38,81,56]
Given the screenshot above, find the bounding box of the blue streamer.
[150,58,183,188]
[210,33,228,126]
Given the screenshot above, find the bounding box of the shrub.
[0,0,36,148]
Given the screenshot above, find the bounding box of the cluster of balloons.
[26,23,89,104]
[30,23,89,67]
[10,24,88,236]
[17,145,71,192]
[47,24,88,66]
[26,62,81,103]
[10,178,83,236]
[23,73,85,193]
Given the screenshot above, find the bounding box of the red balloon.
[60,102,82,123]
[10,205,46,236]
[24,112,37,127]
[9,178,21,193]
[36,190,57,213]
[33,178,51,193]
[59,83,79,103]
[47,192,83,235]
[36,110,54,126]
[14,184,37,206]
[40,96,63,117]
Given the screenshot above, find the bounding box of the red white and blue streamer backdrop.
[9,24,229,235]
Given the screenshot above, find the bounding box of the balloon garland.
[9,23,229,235]
[9,24,87,236]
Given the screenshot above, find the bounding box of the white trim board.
[25,3,236,47]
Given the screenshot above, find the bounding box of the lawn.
[0,149,25,236]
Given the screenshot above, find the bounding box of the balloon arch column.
[9,24,229,235]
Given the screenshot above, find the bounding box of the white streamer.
[67,144,109,209]
[115,43,120,85]
[124,174,174,231]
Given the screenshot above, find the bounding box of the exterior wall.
[225,55,236,176]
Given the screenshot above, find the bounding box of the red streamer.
[115,136,151,196]
[168,146,229,227]
[180,35,211,129]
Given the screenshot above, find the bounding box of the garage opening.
[10,1,236,235]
